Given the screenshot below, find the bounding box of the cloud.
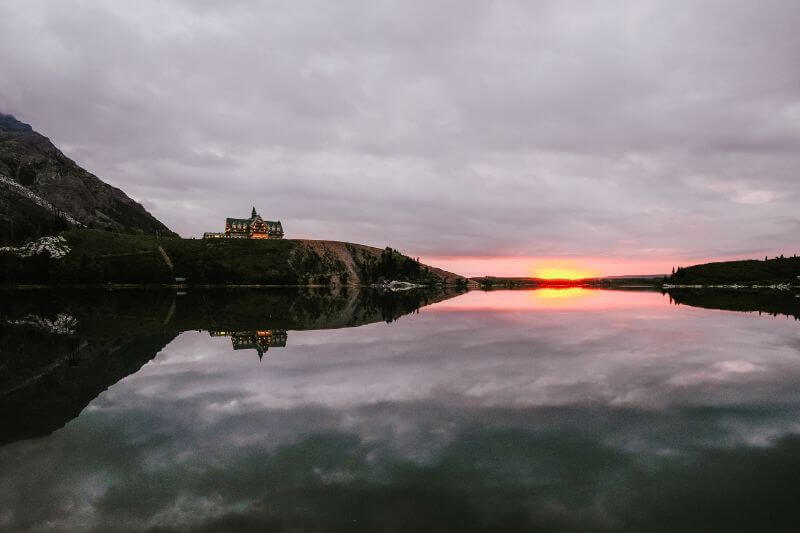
[1,0,798,263]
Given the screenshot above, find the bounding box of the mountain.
[0,113,177,245]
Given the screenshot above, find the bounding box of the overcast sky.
[1,0,799,275]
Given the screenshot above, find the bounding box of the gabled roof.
[252,217,283,228]
[226,212,283,232]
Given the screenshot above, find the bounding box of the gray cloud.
[1,0,799,261]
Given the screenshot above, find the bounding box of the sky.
[1,0,799,277]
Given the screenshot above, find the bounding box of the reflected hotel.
[209,329,288,359]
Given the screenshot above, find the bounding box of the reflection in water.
[210,329,288,359]
[430,286,667,311]
[668,288,800,321]
[529,286,586,299]
[0,288,799,531]
[0,287,458,445]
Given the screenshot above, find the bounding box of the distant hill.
[0,113,176,245]
[669,255,800,285]
[0,229,467,286]
[471,277,563,288]
[603,274,665,279]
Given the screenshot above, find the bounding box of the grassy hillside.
[0,229,465,286]
[669,255,800,285]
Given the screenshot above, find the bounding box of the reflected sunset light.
[532,287,587,300]
[426,288,667,312]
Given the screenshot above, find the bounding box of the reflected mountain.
[3,286,797,447]
[666,288,800,321]
[0,287,461,445]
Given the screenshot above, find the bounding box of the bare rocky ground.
[295,239,465,285]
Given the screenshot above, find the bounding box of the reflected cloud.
[1,289,800,531]
[0,287,458,444]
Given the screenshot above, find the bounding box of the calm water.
[1,288,800,532]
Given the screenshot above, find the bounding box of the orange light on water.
[531,287,586,300]
[426,288,665,312]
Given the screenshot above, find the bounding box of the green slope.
[0,229,464,286]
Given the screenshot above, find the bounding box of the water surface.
[1,288,800,532]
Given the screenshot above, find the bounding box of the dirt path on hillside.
[157,245,174,270]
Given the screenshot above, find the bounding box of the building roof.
[226,217,283,226]
[225,209,283,232]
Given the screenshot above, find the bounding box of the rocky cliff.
[0,113,176,244]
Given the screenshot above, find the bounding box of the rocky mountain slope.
[295,239,466,285]
[0,113,176,245]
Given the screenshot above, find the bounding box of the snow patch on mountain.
[0,235,71,259]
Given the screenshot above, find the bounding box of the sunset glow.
[530,261,599,280]
[426,288,668,312]
[533,269,595,280]
[418,255,665,279]
[419,253,768,279]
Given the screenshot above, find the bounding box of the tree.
[29,249,55,282]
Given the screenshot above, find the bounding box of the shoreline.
[3,283,797,292]
[663,283,799,290]
[0,282,460,290]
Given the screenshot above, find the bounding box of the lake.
[1,287,800,532]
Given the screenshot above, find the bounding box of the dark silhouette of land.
[666,288,800,321]
[669,255,800,285]
[0,287,461,446]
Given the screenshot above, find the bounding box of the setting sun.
[530,261,598,280]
